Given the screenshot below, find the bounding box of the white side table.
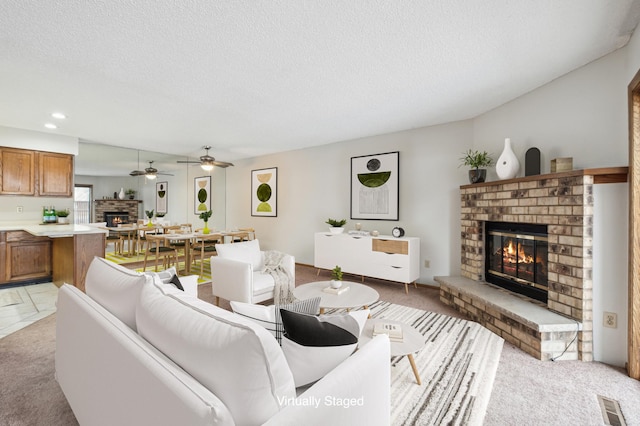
[293,281,379,314]
[359,318,426,385]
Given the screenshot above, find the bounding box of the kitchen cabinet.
[38,151,73,196]
[0,147,73,197]
[0,147,36,195]
[314,232,420,293]
[52,232,105,292]
[3,231,51,284]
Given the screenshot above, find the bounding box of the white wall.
[226,120,473,285]
[593,183,628,367]
[472,47,628,178]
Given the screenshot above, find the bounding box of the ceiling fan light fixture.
[145,172,157,179]
[201,163,214,171]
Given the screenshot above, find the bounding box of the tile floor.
[0,282,58,339]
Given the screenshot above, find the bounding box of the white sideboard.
[314,232,420,293]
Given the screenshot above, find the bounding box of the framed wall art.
[156,181,168,215]
[350,151,399,220]
[251,167,277,217]
[194,176,212,214]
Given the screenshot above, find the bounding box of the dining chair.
[191,231,222,278]
[167,224,193,261]
[143,233,178,272]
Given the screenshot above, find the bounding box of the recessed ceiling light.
[44,123,57,129]
[51,112,66,119]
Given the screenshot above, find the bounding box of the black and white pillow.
[145,267,184,291]
[230,297,321,344]
[279,309,369,387]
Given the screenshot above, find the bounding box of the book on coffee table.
[373,322,404,342]
[322,285,350,295]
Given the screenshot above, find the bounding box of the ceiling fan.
[129,161,174,179]
[177,146,234,170]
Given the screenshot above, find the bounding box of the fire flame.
[503,240,534,264]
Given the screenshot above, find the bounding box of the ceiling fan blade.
[212,161,234,168]
[157,172,174,176]
[129,170,145,176]
[176,160,202,164]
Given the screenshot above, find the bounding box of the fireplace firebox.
[104,212,130,227]
[485,222,548,303]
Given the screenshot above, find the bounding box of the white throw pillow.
[230,297,321,344]
[279,309,370,387]
[216,239,263,271]
[136,282,295,425]
[85,256,149,331]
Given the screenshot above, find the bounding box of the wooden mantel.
[461,166,629,189]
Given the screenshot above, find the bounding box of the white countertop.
[0,222,107,237]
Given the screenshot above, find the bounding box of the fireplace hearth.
[485,222,548,302]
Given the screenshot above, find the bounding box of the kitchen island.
[0,223,107,292]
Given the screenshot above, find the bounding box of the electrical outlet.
[16,206,23,213]
[424,259,430,268]
[604,312,617,329]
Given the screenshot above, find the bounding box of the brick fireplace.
[436,167,627,361]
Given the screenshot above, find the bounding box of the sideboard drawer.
[372,238,408,255]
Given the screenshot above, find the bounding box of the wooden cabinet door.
[38,152,73,196]
[5,240,52,282]
[0,147,36,195]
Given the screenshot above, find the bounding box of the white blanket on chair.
[263,250,295,304]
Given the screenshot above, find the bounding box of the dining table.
[157,230,252,275]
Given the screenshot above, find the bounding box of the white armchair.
[210,239,295,305]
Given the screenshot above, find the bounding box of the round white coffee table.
[293,281,379,314]
[359,318,426,385]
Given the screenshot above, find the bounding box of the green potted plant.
[460,149,493,184]
[199,210,213,234]
[330,265,343,289]
[55,208,70,224]
[326,218,347,234]
[125,188,136,200]
[145,209,154,227]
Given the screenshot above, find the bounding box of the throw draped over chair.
[210,239,295,306]
[143,233,177,272]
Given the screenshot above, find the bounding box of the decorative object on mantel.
[460,149,492,184]
[496,138,520,180]
[525,147,541,176]
[326,218,347,234]
[125,189,136,200]
[550,157,573,172]
[118,188,125,200]
[371,230,379,236]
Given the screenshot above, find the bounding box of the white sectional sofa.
[55,257,391,425]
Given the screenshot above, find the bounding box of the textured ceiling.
[1,0,639,164]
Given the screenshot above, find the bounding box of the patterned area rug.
[350,301,503,426]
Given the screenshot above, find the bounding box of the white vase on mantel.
[118,187,125,200]
[496,138,520,180]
